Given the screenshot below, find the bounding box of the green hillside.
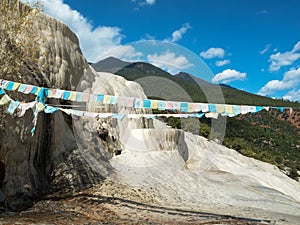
[93,59,300,181]
[116,62,300,107]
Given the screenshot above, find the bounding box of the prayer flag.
[44,105,59,114]
[62,91,71,100]
[110,96,117,104]
[225,105,234,114]
[88,94,97,102]
[200,103,209,112]
[17,84,27,93]
[82,93,90,102]
[180,102,188,112]
[134,99,143,108]
[12,82,20,91]
[208,104,216,113]
[103,95,111,104]
[0,88,5,95]
[96,94,104,102]
[143,99,151,108]
[7,100,20,115]
[150,100,158,109]
[75,92,83,102]
[0,94,11,105]
[5,81,14,91]
[158,101,166,110]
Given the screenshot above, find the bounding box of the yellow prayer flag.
[12,82,20,91]
[35,87,41,95]
[69,91,77,101]
[225,105,234,114]
[0,95,11,105]
[103,95,111,104]
[216,104,225,113]
[36,102,45,112]
[187,103,193,112]
[150,100,158,109]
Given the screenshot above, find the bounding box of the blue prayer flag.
[143,99,151,108]
[36,87,49,104]
[112,114,126,121]
[96,94,104,102]
[180,102,188,112]
[5,82,14,91]
[0,88,5,95]
[76,92,83,102]
[110,96,117,104]
[233,105,241,115]
[7,100,20,115]
[62,91,71,100]
[158,101,166,110]
[44,105,59,114]
[256,106,263,112]
[208,104,217,112]
[30,86,38,94]
[18,84,27,93]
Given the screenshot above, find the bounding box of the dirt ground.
[0,182,273,225]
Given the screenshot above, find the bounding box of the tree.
[287,167,299,181]
[0,0,45,148]
[0,0,44,80]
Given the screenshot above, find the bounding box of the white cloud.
[200,48,225,59]
[98,45,143,62]
[165,23,191,43]
[256,9,268,15]
[146,0,156,5]
[147,50,193,74]
[30,0,124,62]
[212,69,246,83]
[259,44,271,55]
[132,0,156,7]
[215,59,230,67]
[269,41,300,71]
[283,89,300,101]
[258,67,300,95]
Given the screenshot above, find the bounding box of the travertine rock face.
[0,4,112,210]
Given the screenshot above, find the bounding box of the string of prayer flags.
[0,78,296,119]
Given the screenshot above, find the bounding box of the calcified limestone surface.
[74,71,300,224]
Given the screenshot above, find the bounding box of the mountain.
[114,62,208,101]
[175,71,212,86]
[93,58,300,107]
[93,58,300,181]
[91,56,131,74]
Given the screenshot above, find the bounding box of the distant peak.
[92,57,131,74]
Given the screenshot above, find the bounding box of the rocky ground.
[0,181,275,225]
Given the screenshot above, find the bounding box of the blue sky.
[27,0,300,101]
